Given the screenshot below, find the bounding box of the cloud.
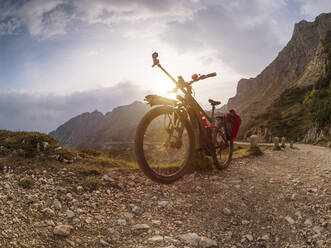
[0,0,194,39]
[0,82,150,133]
[0,17,21,35]
[298,0,331,18]
[160,0,289,75]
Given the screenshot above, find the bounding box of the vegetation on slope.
[246,31,331,141]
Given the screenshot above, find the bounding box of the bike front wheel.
[134,106,195,184]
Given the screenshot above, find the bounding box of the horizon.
[1,0,331,133]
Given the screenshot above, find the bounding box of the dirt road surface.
[0,144,330,247]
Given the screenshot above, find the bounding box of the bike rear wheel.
[213,124,233,169]
[134,106,195,184]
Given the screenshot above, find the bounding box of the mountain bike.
[134,52,233,184]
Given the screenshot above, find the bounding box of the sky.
[0,0,331,133]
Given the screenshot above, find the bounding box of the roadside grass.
[233,143,268,158]
[0,129,274,177]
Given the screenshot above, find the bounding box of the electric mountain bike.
[134,52,233,184]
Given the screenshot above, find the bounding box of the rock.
[65,239,76,246]
[164,236,178,243]
[179,233,200,247]
[27,195,35,203]
[225,177,242,184]
[54,199,62,210]
[308,188,317,193]
[261,234,269,241]
[130,204,143,215]
[45,220,55,226]
[304,219,312,227]
[85,217,93,224]
[102,174,115,184]
[273,137,279,148]
[123,212,134,220]
[55,186,67,193]
[285,216,295,225]
[148,235,164,242]
[223,208,232,215]
[199,236,218,248]
[41,208,55,216]
[245,234,253,241]
[316,240,324,247]
[242,220,250,225]
[42,142,49,150]
[100,239,110,246]
[249,135,258,147]
[131,224,150,232]
[152,220,161,226]
[66,210,75,218]
[108,228,120,240]
[117,219,127,225]
[290,140,294,148]
[53,225,72,236]
[158,200,169,207]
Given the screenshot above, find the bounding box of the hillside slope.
[245,30,331,143]
[226,13,331,138]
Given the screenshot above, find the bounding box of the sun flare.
[153,80,177,99]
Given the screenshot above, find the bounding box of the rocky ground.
[0,144,330,248]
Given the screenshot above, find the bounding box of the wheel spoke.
[142,111,190,177]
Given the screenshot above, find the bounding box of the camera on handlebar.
[151,52,216,92]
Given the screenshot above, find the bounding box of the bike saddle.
[208,99,221,106]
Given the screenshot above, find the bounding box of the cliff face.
[227,13,331,132]
[49,101,150,149]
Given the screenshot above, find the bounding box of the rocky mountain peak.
[226,12,331,134]
[50,101,150,149]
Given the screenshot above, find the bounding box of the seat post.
[211,105,215,124]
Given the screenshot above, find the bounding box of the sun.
[153,80,177,99]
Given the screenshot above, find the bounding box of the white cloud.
[0,0,195,39]
[298,0,331,18]
[0,82,149,133]
[0,17,20,35]
[160,0,288,75]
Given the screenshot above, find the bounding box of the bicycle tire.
[213,125,233,169]
[134,106,195,184]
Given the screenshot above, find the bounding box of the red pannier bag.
[225,109,242,140]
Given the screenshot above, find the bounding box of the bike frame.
[155,63,218,154]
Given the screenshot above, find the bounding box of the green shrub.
[13,149,25,157]
[54,147,76,161]
[85,176,101,191]
[78,148,103,157]
[190,151,215,171]
[0,158,6,171]
[18,177,35,189]
[273,146,281,151]
[0,130,59,157]
[248,146,263,156]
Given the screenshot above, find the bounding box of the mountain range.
[49,101,150,149]
[50,13,331,148]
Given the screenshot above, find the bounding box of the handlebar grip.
[206,72,216,78]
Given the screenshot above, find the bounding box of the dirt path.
[0,144,330,247]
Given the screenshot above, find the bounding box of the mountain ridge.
[49,101,150,149]
[226,12,331,139]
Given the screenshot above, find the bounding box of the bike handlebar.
[199,72,216,80]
